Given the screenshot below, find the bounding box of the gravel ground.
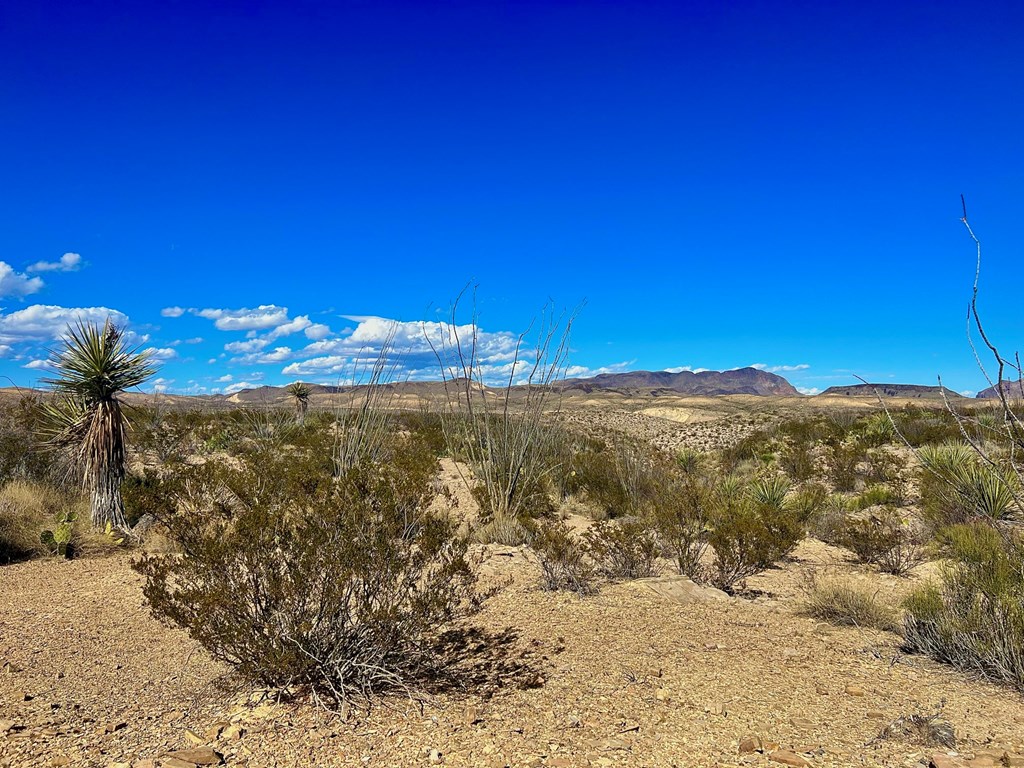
[3,546,1024,768]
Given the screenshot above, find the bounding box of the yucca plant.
[40,320,156,532]
[286,381,313,425]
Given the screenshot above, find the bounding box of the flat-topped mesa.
[820,383,965,400]
[559,367,799,396]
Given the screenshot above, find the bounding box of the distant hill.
[820,383,964,399]
[976,380,1024,400]
[560,367,799,396]
[213,367,798,404]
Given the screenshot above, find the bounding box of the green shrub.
[801,576,899,631]
[807,492,850,545]
[705,480,806,593]
[903,523,1024,689]
[583,518,660,580]
[134,436,475,705]
[533,522,597,595]
[779,438,816,483]
[854,483,902,511]
[825,440,864,492]
[121,468,179,528]
[840,509,925,576]
[652,472,712,580]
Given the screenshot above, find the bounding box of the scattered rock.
[769,750,810,767]
[929,755,964,768]
[739,735,762,754]
[161,747,223,766]
[845,684,866,696]
[428,748,444,764]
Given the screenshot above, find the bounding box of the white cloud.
[223,381,259,394]
[282,355,349,376]
[161,306,186,318]
[232,346,293,365]
[305,323,331,340]
[27,252,81,273]
[750,363,810,373]
[195,304,289,331]
[184,337,203,344]
[224,338,269,354]
[150,377,173,393]
[0,263,44,298]
[0,345,12,358]
[0,305,129,345]
[143,347,178,361]
[216,374,233,383]
[23,359,50,370]
[796,386,821,395]
[267,315,312,340]
[663,366,710,374]
[564,362,634,378]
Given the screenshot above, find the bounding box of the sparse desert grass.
[801,574,899,631]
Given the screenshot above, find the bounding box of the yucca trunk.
[83,399,129,531]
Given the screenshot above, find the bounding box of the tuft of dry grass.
[801,574,899,631]
[472,514,534,546]
[0,480,106,563]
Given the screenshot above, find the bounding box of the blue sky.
[1,0,1021,396]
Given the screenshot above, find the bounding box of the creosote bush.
[134,434,476,705]
[706,477,806,593]
[533,521,597,595]
[583,518,660,580]
[839,509,925,576]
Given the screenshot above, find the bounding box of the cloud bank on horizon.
[0,254,825,396]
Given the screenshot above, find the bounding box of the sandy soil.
[3,542,1024,768]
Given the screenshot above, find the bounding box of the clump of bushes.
[903,523,1024,689]
[533,522,597,595]
[134,435,477,705]
[839,508,925,576]
[584,518,660,580]
[705,475,807,593]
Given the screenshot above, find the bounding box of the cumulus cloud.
[224,338,269,354]
[267,315,312,340]
[184,337,204,344]
[195,304,289,331]
[796,386,821,395]
[27,252,81,273]
[282,355,349,376]
[223,381,260,394]
[143,347,178,361]
[161,306,186,318]
[0,263,44,298]
[0,305,129,345]
[150,377,173,393]
[305,323,331,340]
[23,359,50,370]
[0,345,12,358]
[663,366,710,374]
[217,374,233,383]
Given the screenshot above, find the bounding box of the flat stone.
[769,750,810,767]
[162,747,223,766]
[844,684,866,696]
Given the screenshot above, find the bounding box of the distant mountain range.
[821,384,964,400]
[558,367,798,396]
